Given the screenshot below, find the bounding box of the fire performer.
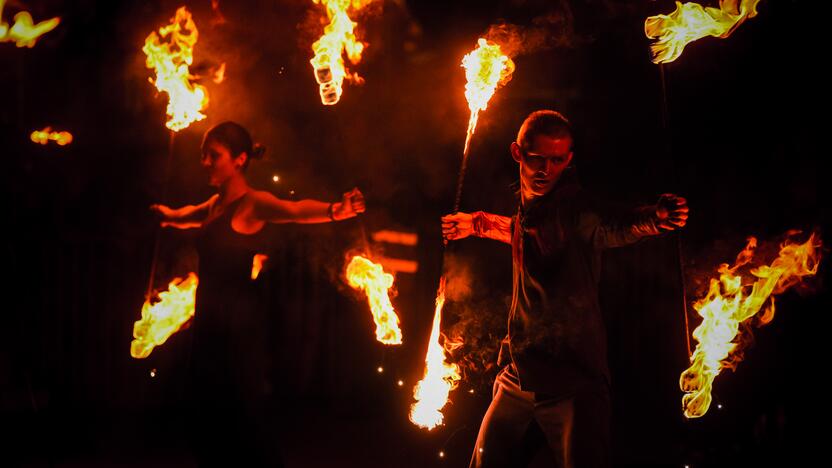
[442,110,689,468]
[150,121,365,466]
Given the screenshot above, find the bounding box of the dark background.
[1,0,827,466]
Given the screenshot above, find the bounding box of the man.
[442,110,688,467]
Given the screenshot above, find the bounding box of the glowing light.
[30,127,72,146]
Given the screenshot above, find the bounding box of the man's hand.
[333,187,366,220]
[655,194,689,231]
[442,212,474,241]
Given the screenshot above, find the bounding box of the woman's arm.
[250,188,366,224]
[150,194,218,229]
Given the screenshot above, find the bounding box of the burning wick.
[397,380,404,387]
[272,174,280,183]
[438,451,445,458]
[30,127,73,146]
[468,388,474,394]
[149,369,157,378]
[309,0,371,105]
[377,366,384,373]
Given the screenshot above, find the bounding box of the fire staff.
[442,110,688,468]
[151,121,365,466]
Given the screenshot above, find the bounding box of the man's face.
[511,134,573,201]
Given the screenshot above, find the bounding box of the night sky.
[2,1,827,466]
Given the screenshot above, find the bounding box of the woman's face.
[201,140,245,187]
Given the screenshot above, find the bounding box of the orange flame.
[346,255,403,345]
[131,273,198,359]
[681,233,822,418]
[30,127,72,146]
[251,254,268,280]
[410,278,462,429]
[309,0,372,106]
[143,7,208,132]
[0,0,60,48]
[645,0,761,64]
[461,38,515,154]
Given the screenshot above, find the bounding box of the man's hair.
[516,110,573,150]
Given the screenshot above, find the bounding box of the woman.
[151,121,365,466]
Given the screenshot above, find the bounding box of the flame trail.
[251,254,268,280]
[131,273,198,359]
[143,6,208,132]
[681,233,821,418]
[645,0,761,64]
[461,38,515,156]
[0,0,60,48]
[454,38,515,212]
[309,0,372,105]
[30,127,72,146]
[346,255,403,345]
[410,278,462,429]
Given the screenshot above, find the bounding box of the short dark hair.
[202,121,266,170]
[516,110,572,150]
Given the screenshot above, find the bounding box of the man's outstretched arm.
[442,211,513,244]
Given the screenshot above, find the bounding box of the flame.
[645,0,761,64]
[681,233,822,418]
[131,273,198,359]
[143,7,208,132]
[346,255,403,345]
[0,0,60,48]
[251,254,268,280]
[410,278,462,429]
[30,127,72,146]
[309,0,372,106]
[461,38,515,154]
[213,62,226,84]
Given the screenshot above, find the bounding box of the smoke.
[483,1,577,58]
[442,252,509,390]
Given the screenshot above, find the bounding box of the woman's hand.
[332,188,366,220]
[441,212,474,241]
